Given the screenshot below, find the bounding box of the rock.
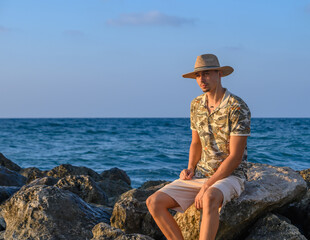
[55,175,108,205]
[0,213,5,231]
[0,166,26,187]
[298,168,310,187]
[116,234,155,240]
[245,213,307,240]
[111,182,169,240]
[139,180,168,190]
[47,164,101,181]
[0,186,20,204]
[101,167,131,186]
[276,189,310,239]
[97,179,132,206]
[91,222,124,240]
[19,167,47,183]
[173,163,307,240]
[91,222,154,240]
[0,153,21,172]
[174,204,201,240]
[1,185,110,240]
[26,176,59,188]
[0,231,4,240]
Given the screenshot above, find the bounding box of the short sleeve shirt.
[190,89,251,180]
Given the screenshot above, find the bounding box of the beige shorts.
[158,175,245,213]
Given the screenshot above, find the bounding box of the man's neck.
[206,86,225,103]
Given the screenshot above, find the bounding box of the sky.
[0,0,309,118]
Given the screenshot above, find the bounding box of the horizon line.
[0,117,309,119]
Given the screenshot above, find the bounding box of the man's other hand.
[179,168,194,180]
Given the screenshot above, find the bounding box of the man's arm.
[180,130,202,180]
[204,135,247,186]
[194,136,247,208]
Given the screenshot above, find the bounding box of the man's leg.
[199,188,223,240]
[146,191,184,240]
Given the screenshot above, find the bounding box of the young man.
[146,54,251,240]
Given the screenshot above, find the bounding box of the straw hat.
[182,54,234,79]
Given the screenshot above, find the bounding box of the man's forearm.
[188,142,202,170]
[205,155,241,187]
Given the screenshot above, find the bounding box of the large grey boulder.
[1,185,110,240]
[173,163,307,240]
[111,182,170,240]
[55,175,108,205]
[0,166,26,187]
[245,213,307,240]
[0,153,21,172]
[91,223,154,240]
[47,164,101,181]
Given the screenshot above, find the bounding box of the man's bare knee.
[146,191,179,215]
[202,188,223,213]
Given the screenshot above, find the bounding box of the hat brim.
[182,66,234,79]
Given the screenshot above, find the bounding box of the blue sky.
[0,0,309,118]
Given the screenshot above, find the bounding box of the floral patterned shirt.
[190,89,251,180]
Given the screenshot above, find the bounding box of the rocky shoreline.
[0,152,309,240]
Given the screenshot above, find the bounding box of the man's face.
[195,70,221,92]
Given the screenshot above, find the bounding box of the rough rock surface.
[216,163,307,240]
[174,204,201,240]
[298,168,310,187]
[55,175,108,205]
[173,163,307,240]
[245,213,307,240]
[0,153,21,172]
[19,167,47,183]
[0,186,20,204]
[0,166,27,187]
[101,167,131,186]
[92,222,154,240]
[111,182,169,240]
[116,234,155,240]
[47,164,101,181]
[1,185,110,240]
[0,231,4,240]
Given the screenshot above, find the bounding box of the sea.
[0,118,309,188]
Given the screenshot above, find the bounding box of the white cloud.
[107,11,195,27]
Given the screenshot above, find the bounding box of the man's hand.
[179,168,194,180]
[195,184,209,209]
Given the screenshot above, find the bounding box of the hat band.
[194,66,220,71]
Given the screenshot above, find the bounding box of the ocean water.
[0,118,309,187]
